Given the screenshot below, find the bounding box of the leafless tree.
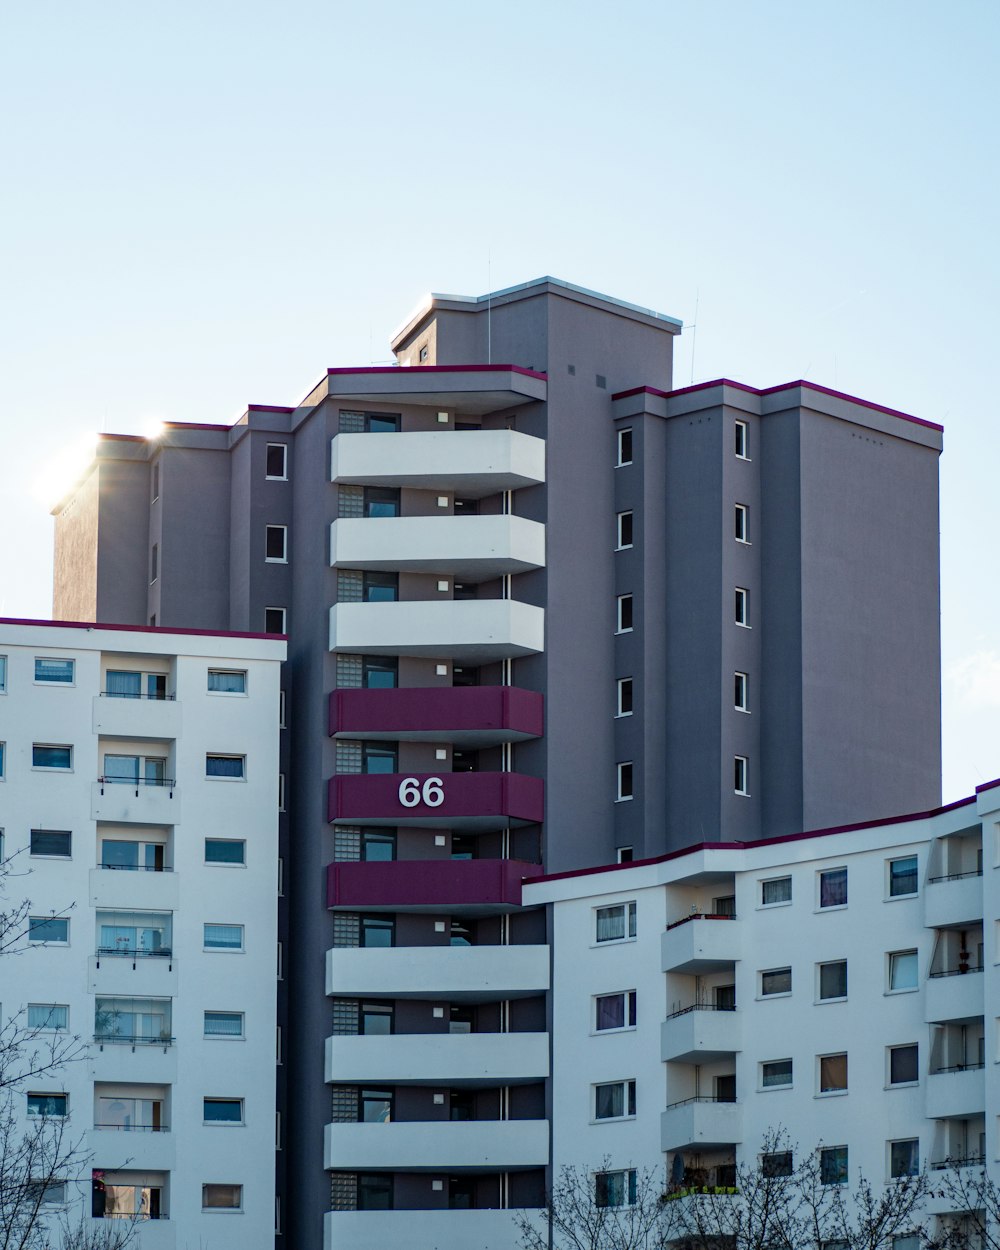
[515,1158,666,1250]
[923,1160,1000,1250]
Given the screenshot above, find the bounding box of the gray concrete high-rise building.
[52,277,943,1248]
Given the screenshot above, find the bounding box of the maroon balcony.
[327,772,544,830]
[327,858,546,914]
[329,686,543,746]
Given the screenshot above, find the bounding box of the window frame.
[593,1079,637,1122]
[616,761,634,802]
[264,607,286,634]
[735,587,749,627]
[30,829,72,859]
[735,503,749,543]
[820,1145,848,1186]
[265,524,288,563]
[203,1011,245,1040]
[205,839,246,866]
[33,657,75,686]
[206,754,246,781]
[818,1052,848,1096]
[616,511,634,551]
[616,594,633,634]
[888,1043,919,1087]
[889,1138,920,1180]
[818,866,848,910]
[26,1092,68,1118]
[27,1004,68,1032]
[594,1168,637,1209]
[594,991,637,1034]
[760,1058,793,1090]
[32,744,73,771]
[888,949,919,993]
[265,443,288,481]
[760,876,791,907]
[616,677,633,717]
[595,902,637,945]
[735,419,749,459]
[0,655,7,693]
[202,1183,244,1211]
[760,967,792,998]
[818,959,848,1003]
[735,671,749,712]
[207,669,248,696]
[888,855,919,899]
[28,916,69,945]
[616,428,633,467]
[203,924,245,953]
[203,1097,245,1126]
[734,755,749,796]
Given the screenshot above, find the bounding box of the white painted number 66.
[398,776,445,808]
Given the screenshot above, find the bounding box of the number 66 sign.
[397,776,445,808]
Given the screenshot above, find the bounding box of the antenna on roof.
[487,251,492,365]
[689,289,699,386]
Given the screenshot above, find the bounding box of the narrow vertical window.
[734,756,749,796]
[151,461,160,501]
[150,544,158,584]
[616,595,633,633]
[735,672,748,711]
[735,420,749,459]
[616,762,634,801]
[616,678,633,717]
[616,512,634,550]
[265,525,288,562]
[266,444,288,480]
[735,504,748,543]
[735,588,749,626]
[617,428,633,466]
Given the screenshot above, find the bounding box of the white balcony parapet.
[661,1098,743,1152]
[330,515,545,581]
[925,1066,986,1119]
[91,781,180,825]
[924,969,984,1023]
[326,945,550,1001]
[662,917,740,974]
[329,600,544,662]
[924,873,984,930]
[325,1032,549,1086]
[324,1208,530,1250]
[661,1006,742,1064]
[92,695,181,741]
[330,429,545,496]
[323,1119,549,1171]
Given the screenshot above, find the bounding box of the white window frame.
[203,924,245,953]
[28,916,70,945]
[595,901,637,945]
[735,419,749,459]
[33,658,75,686]
[206,755,246,782]
[616,594,633,634]
[735,671,749,712]
[818,866,848,910]
[203,1097,245,1126]
[818,1051,848,1096]
[593,990,637,1034]
[32,744,73,772]
[204,1011,245,1040]
[205,839,247,866]
[735,587,749,627]
[888,1138,920,1180]
[887,854,919,899]
[202,1183,244,1211]
[735,503,749,543]
[593,1079,636,1122]
[887,949,919,994]
[265,525,288,563]
[760,967,792,998]
[760,876,791,907]
[265,607,287,634]
[616,678,633,718]
[887,1043,919,1087]
[207,669,248,696]
[616,428,633,467]
[817,959,848,1003]
[616,761,634,802]
[28,1004,69,1031]
[734,755,749,796]
[616,511,634,551]
[760,1058,793,1090]
[265,443,288,481]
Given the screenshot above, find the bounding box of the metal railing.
[928,869,983,883]
[666,1003,737,1020]
[96,947,172,959]
[666,913,738,931]
[98,776,176,788]
[100,691,176,701]
[928,964,984,978]
[94,1122,169,1132]
[930,1155,986,1170]
[99,863,173,873]
[929,1063,985,1074]
[666,1095,738,1110]
[94,1034,174,1048]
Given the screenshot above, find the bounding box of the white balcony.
[661,1008,741,1064]
[924,874,984,930]
[925,1162,987,1215]
[91,1127,174,1172]
[924,971,984,1023]
[323,1119,549,1171]
[91,782,180,825]
[91,1045,177,1086]
[325,1032,549,1086]
[329,600,544,662]
[124,1222,174,1250]
[88,955,177,997]
[925,1066,986,1119]
[330,429,545,496]
[92,696,181,741]
[326,945,550,1001]
[324,1208,529,1250]
[88,868,179,911]
[662,918,740,974]
[661,1099,743,1152]
[330,515,545,581]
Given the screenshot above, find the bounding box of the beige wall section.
[52,469,98,620]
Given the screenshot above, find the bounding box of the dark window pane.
[820,868,847,907]
[820,961,847,1000]
[890,1045,919,1084]
[762,968,791,996]
[890,857,918,897]
[205,840,245,864]
[31,830,71,857]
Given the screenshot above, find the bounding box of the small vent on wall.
[568,364,576,375]
[596,374,607,389]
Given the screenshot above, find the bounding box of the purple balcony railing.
[327,858,545,911]
[327,771,544,830]
[328,686,543,743]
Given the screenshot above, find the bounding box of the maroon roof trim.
[976,778,1000,795]
[532,794,979,886]
[611,378,943,433]
[325,363,548,381]
[248,405,296,413]
[0,616,286,642]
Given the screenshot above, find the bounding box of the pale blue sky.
[1,0,996,803]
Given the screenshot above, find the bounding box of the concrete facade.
[49,276,944,1247]
[0,619,283,1247]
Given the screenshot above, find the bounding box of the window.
[893,1237,920,1250]
[204,1012,244,1039]
[616,677,633,717]
[734,756,749,795]
[762,1151,793,1177]
[889,1044,919,1085]
[761,1059,793,1089]
[360,1003,393,1035]
[616,511,634,550]
[26,1180,66,1205]
[0,742,4,778]
[735,419,749,459]
[616,762,634,801]
[204,924,244,952]
[27,1092,67,1117]
[358,1174,393,1210]
[98,910,171,958]
[28,916,69,944]
[95,996,171,1044]
[265,607,286,634]
[265,525,288,562]
[103,753,166,786]
[364,486,400,518]
[279,690,286,726]
[616,595,633,633]
[596,902,636,943]
[364,571,398,602]
[735,503,748,542]
[360,1089,394,1124]
[819,1053,848,1094]
[595,991,637,1032]
[204,1098,244,1124]
[617,847,633,864]
[889,855,919,898]
[206,754,245,780]
[595,1169,636,1208]
[0,655,7,691]
[30,829,71,858]
[820,1146,848,1185]
[34,657,74,684]
[819,867,848,908]
[278,773,286,811]
[819,960,848,1001]
[362,743,397,774]
[208,670,247,694]
[150,543,158,584]
[361,830,396,861]
[761,876,791,906]
[761,967,792,997]
[418,345,429,363]
[32,744,72,770]
[617,428,633,466]
[735,587,749,626]
[266,444,287,480]
[889,949,918,992]
[151,461,160,500]
[595,1080,636,1120]
[106,670,168,699]
[203,1184,243,1210]
[360,916,394,948]
[735,671,749,712]
[28,1004,68,1031]
[205,839,246,865]
[363,656,397,688]
[889,1139,919,1178]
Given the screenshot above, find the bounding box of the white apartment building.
[0,618,284,1248]
[526,781,1000,1240]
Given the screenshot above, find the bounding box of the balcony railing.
[930,1063,985,1074]
[928,870,983,883]
[101,691,176,701]
[94,1122,170,1132]
[666,913,737,931]
[666,1004,737,1020]
[99,863,174,873]
[99,776,176,789]
[666,1095,738,1109]
[930,1155,986,1170]
[96,947,172,959]
[928,965,984,978]
[94,1034,174,1049]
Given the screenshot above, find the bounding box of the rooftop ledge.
[306,364,547,415]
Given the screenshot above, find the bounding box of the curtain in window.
[28,1004,67,1030]
[820,869,847,907]
[107,671,141,698]
[595,1084,624,1119]
[596,907,625,943]
[204,925,242,949]
[820,1054,848,1092]
[596,995,625,1030]
[208,671,245,693]
[205,1013,243,1036]
[206,756,244,779]
[104,755,140,783]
